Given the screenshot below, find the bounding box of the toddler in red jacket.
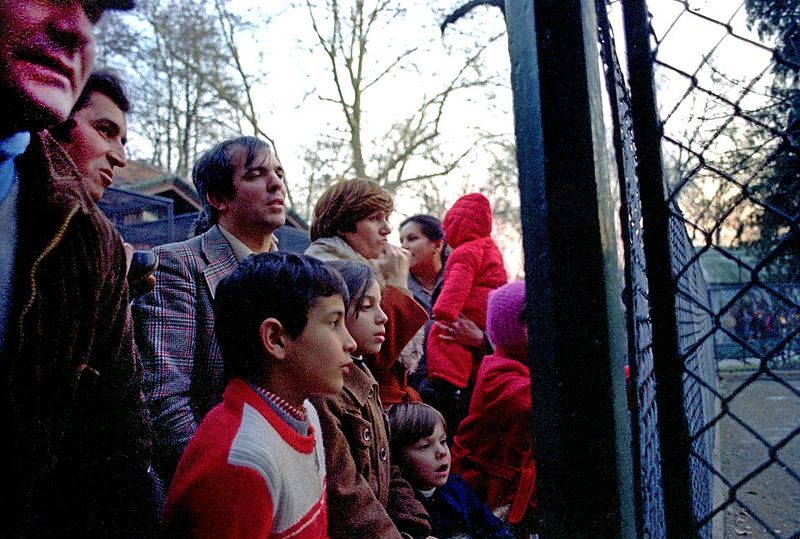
[426,193,507,408]
[450,280,538,536]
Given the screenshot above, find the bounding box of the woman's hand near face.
[373,244,410,289]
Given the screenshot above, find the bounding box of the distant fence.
[709,283,800,369]
[99,187,311,252]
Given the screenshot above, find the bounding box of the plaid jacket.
[132,225,242,484]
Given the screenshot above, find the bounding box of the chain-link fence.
[501,0,796,535]
[596,6,667,535]
[617,0,800,537]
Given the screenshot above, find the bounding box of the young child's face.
[401,421,451,490]
[346,280,388,355]
[284,295,356,397]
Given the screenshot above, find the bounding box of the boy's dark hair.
[50,70,130,142]
[192,136,272,231]
[325,261,377,319]
[387,402,447,459]
[214,252,348,381]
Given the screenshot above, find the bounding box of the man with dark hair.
[52,70,158,296]
[133,135,288,488]
[51,69,130,203]
[0,0,157,537]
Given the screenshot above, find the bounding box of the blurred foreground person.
[0,0,158,536]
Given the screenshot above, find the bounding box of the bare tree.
[94,0,268,181]
[663,63,781,249]
[297,0,506,218]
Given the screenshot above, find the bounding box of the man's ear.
[206,191,228,213]
[259,318,288,361]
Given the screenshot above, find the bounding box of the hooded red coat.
[450,353,537,525]
[426,193,507,388]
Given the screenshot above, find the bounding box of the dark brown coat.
[1,132,157,537]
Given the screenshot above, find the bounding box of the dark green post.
[505,0,636,536]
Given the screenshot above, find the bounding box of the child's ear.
[259,318,288,360]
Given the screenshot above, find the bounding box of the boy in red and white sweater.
[162,253,357,539]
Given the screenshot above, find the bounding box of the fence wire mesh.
[596,4,667,536]
[637,0,799,536]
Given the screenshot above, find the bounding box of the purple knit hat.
[486,280,527,358]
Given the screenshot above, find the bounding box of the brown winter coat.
[310,362,431,539]
[1,132,157,537]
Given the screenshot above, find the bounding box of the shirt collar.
[217,223,278,262]
[418,487,436,498]
[0,132,31,161]
[250,383,308,423]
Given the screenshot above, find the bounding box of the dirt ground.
[717,373,800,538]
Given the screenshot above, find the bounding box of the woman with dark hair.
[400,215,489,432]
[305,178,429,406]
[398,215,445,391]
[399,215,446,313]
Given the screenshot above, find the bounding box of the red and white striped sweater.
[163,378,329,538]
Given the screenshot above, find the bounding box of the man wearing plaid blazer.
[132,136,287,489]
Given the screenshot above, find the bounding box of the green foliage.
[741,0,800,282]
[744,0,799,80]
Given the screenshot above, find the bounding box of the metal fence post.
[506,0,635,536]
[622,1,698,537]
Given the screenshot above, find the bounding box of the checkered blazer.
[132,225,239,483]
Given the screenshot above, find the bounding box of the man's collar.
[0,132,31,161]
[217,223,278,262]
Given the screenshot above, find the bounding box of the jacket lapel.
[201,225,238,299]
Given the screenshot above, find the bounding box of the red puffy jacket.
[427,193,507,387]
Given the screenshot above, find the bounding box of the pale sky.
[115,0,772,275]
[237,0,515,211]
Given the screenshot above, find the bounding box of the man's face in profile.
[0,0,100,129]
[61,91,128,203]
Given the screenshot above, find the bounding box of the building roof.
[698,247,757,284]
